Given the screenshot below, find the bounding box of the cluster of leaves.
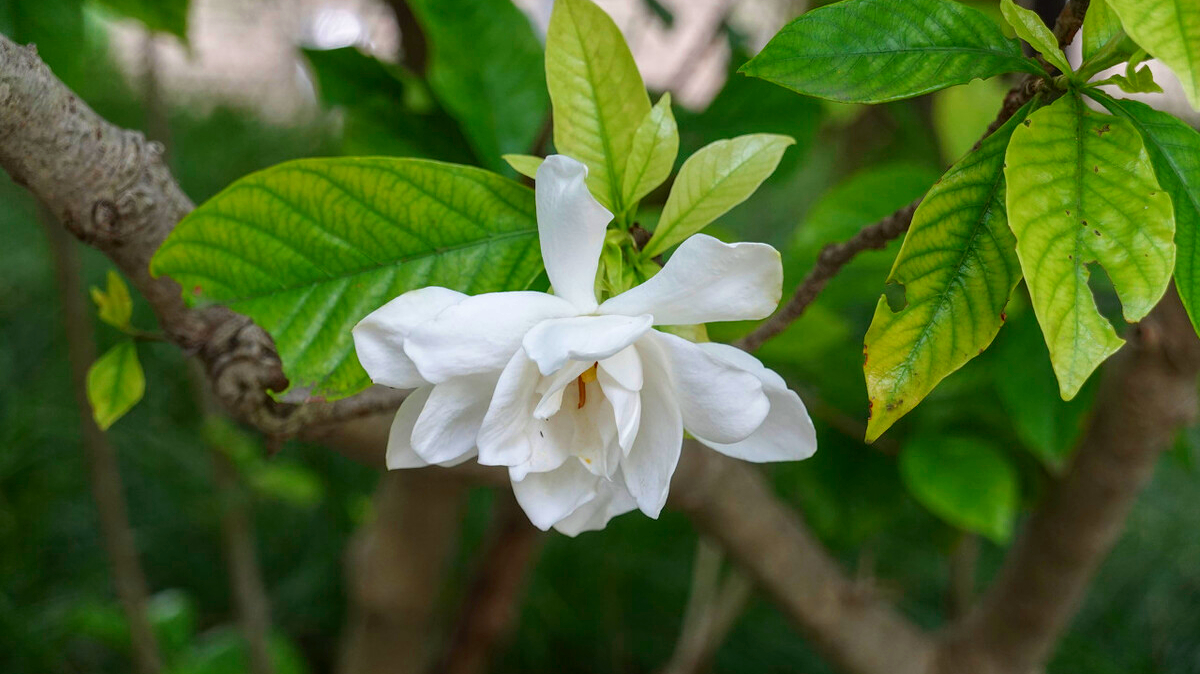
[746,0,1200,437]
[150,0,793,402]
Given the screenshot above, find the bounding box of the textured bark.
[44,220,163,674]
[337,473,467,674]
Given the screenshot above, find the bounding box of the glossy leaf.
[91,269,133,331]
[864,102,1034,441]
[545,0,650,212]
[1097,95,1200,337]
[1000,0,1071,73]
[622,93,679,208]
[151,158,543,400]
[899,435,1018,543]
[408,0,548,173]
[1107,0,1200,109]
[503,154,544,179]
[643,134,793,258]
[740,0,1042,104]
[86,339,144,431]
[1082,0,1124,62]
[1004,94,1175,399]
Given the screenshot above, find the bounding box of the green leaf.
[86,339,144,430]
[643,134,794,259]
[1004,94,1175,399]
[932,78,1008,164]
[90,269,133,330]
[1106,0,1200,109]
[407,0,548,173]
[248,462,324,507]
[302,47,474,163]
[93,0,189,40]
[864,101,1035,442]
[151,158,543,400]
[1082,0,1124,62]
[545,0,651,212]
[622,93,679,208]
[740,0,1042,104]
[1000,0,1071,74]
[502,154,544,179]
[899,435,1018,543]
[1095,94,1200,338]
[1096,65,1164,94]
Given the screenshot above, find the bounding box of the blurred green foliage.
[0,2,1198,673]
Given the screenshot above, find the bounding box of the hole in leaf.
[884,281,907,312]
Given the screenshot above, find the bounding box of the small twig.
[661,539,753,674]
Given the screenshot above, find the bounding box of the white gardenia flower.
[352,155,816,535]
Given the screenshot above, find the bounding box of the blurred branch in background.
[661,539,753,674]
[43,216,164,674]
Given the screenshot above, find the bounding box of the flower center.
[576,363,599,409]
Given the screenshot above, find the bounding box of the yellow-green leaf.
[864,101,1034,441]
[1082,0,1123,62]
[86,339,145,430]
[1106,0,1200,109]
[502,154,544,179]
[151,158,543,401]
[90,269,133,330]
[899,435,1018,543]
[643,134,794,259]
[1004,94,1175,399]
[1000,0,1072,74]
[622,92,678,207]
[545,0,650,213]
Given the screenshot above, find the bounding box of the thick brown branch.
[936,290,1200,674]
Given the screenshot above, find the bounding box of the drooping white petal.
[554,475,638,536]
[649,331,769,444]
[522,314,653,375]
[598,235,782,325]
[411,373,499,464]
[404,291,577,383]
[695,343,817,462]
[353,287,466,389]
[386,386,433,469]
[599,345,643,391]
[535,155,614,312]
[622,340,683,517]
[477,350,541,467]
[598,368,641,453]
[510,459,600,531]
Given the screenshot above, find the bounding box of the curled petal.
[386,386,433,469]
[412,373,499,464]
[598,235,782,325]
[353,287,465,389]
[598,369,641,453]
[696,343,817,462]
[599,345,643,391]
[522,314,653,375]
[536,155,614,312]
[622,339,683,517]
[649,331,769,444]
[554,475,639,536]
[477,350,542,468]
[511,460,600,531]
[404,291,576,383]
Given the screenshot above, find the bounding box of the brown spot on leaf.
[1096,123,1111,136]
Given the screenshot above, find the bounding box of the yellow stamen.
[576,363,599,409]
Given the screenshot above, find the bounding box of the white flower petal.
[353,287,466,389]
[695,343,817,462]
[404,291,576,383]
[477,350,541,467]
[599,345,643,391]
[649,331,769,444]
[511,459,600,531]
[386,387,433,469]
[522,314,653,376]
[598,235,782,325]
[536,155,613,312]
[598,369,641,454]
[411,373,499,464]
[575,395,622,478]
[532,360,592,420]
[622,340,683,517]
[553,475,638,536]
